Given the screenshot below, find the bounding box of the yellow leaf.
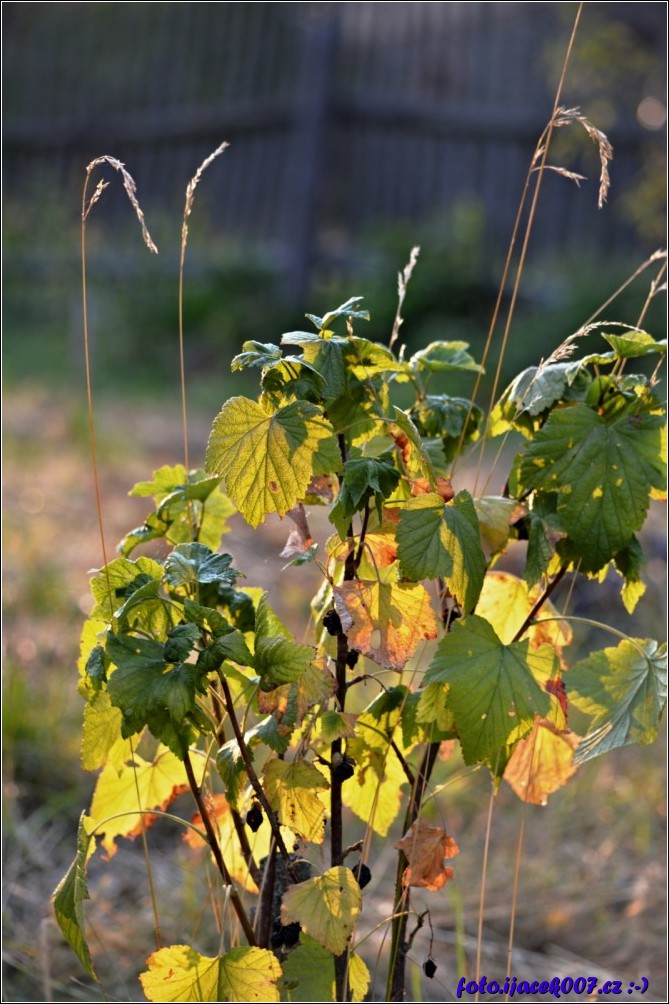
[281,867,361,955]
[140,945,282,1002]
[81,691,124,771]
[349,953,371,1002]
[342,738,408,837]
[504,718,580,805]
[257,660,335,725]
[333,580,437,670]
[89,746,206,858]
[263,760,329,843]
[476,571,571,655]
[394,818,459,891]
[183,793,271,893]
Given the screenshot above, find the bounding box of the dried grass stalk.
[85,155,158,253]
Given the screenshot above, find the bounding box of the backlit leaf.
[205,397,340,527]
[281,867,361,955]
[81,690,123,771]
[423,616,552,769]
[262,759,329,842]
[567,639,667,764]
[397,491,486,612]
[89,746,204,858]
[476,571,572,656]
[333,580,437,670]
[602,329,666,358]
[504,718,580,805]
[474,496,522,563]
[342,734,408,837]
[183,793,270,893]
[140,945,282,1002]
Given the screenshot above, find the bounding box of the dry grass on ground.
[3,386,666,1002]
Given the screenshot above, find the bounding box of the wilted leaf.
[333,580,437,670]
[395,818,459,891]
[205,397,340,527]
[504,718,580,804]
[281,867,361,955]
[52,814,96,979]
[263,759,329,842]
[140,945,282,1002]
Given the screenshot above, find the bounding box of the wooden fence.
[4,2,663,300]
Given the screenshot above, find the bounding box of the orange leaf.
[411,476,454,502]
[394,818,459,891]
[333,580,438,671]
[504,718,580,805]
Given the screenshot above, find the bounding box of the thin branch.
[216,672,295,873]
[183,751,257,946]
[511,566,567,643]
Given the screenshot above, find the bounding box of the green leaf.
[567,639,667,765]
[216,739,248,809]
[164,543,239,589]
[346,337,405,379]
[90,556,164,622]
[106,633,204,755]
[423,616,552,769]
[263,759,329,842]
[140,945,282,1002]
[330,453,400,536]
[130,464,189,499]
[281,867,361,955]
[613,537,646,614]
[231,340,283,371]
[306,296,370,331]
[397,491,486,613]
[409,340,482,373]
[523,494,564,588]
[280,936,370,1003]
[602,329,667,358]
[254,594,315,688]
[206,397,340,527]
[52,814,96,979]
[519,403,666,572]
[410,395,483,462]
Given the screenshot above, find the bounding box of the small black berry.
[345,649,360,668]
[322,609,342,636]
[352,862,372,889]
[270,924,284,948]
[281,922,301,947]
[333,759,355,783]
[423,959,437,979]
[514,516,530,541]
[246,803,263,832]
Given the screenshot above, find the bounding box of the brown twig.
[183,751,257,946]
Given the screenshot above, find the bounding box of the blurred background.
[3,2,666,1002]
